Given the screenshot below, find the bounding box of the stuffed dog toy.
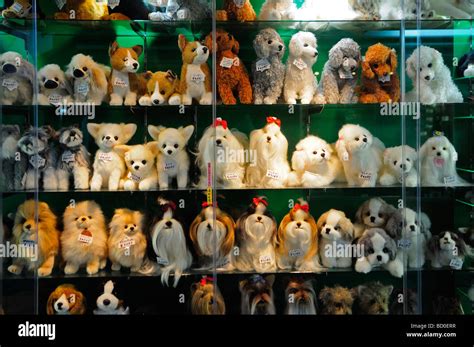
[354,197,397,238]
[205,29,253,105]
[94,280,129,315]
[0,51,34,105]
[8,200,60,277]
[216,0,256,21]
[379,145,418,187]
[336,124,385,187]
[47,284,86,315]
[352,282,393,315]
[457,50,474,78]
[191,277,226,315]
[139,70,180,106]
[54,0,129,20]
[320,38,361,104]
[380,0,434,20]
[359,43,400,103]
[284,278,317,315]
[2,0,32,18]
[259,0,297,20]
[319,285,354,315]
[37,64,72,105]
[427,231,468,268]
[0,124,21,191]
[148,0,211,20]
[176,34,212,105]
[240,275,276,315]
[252,28,285,105]
[87,122,137,191]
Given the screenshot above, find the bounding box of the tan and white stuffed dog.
[379,145,418,187]
[138,70,180,106]
[37,64,72,105]
[0,51,34,105]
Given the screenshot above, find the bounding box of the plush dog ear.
[383,148,391,165]
[444,137,458,162]
[357,231,372,257]
[385,210,403,240]
[189,213,204,256]
[354,202,366,224]
[109,41,120,57]
[275,213,292,249]
[328,43,344,69]
[419,212,431,235]
[179,125,195,144]
[253,33,266,58]
[132,45,143,57]
[86,123,100,139]
[121,123,137,143]
[18,58,35,85]
[316,211,328,232]
[291,148,307,172]
[231,37,240,55]
[340,215,355,241]
[178,34,188,52]
[203,33,213,53]
[418,138,431,162]
[104,280,114,294]
[319,287,332,303]
[114,145,130,157]
[361,60,375,79]
[165,70,177,83]
[289,36,302,57]
[218,210,235,257]
[147,125,164,141]
[406,53,416,80]
[389,48,398,71]
[145,141,159,156]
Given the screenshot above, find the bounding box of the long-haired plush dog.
[56,126,91,190]
[8,200,60,277]
[233,197,277,272]
[379,145,418,187]
[189,202,235,269]
[288,135,345,187]
[37,64,73,105]
[336,124,385,187]
[246,117,290,188]
[319,285,354,315]
[352,282,393,315]
[320,38,361,104]
[433,295,464,315]
[18,125,59,190]
[108,208,147,273]
[427,231,468,268]
[94,280,129,315]
[240,275,276,315]
[61,200,108,275]
[150,198,192,287]
[419,134,465,186]
[258,0,297,20]
[148,124,194,189]
[252,28,285,105]
[66,54,110,105]
[47,284,86,315]
[317,209,354,268]
[205,29,253,105]
[196,118,248,188]
[275,199,319,271]
[87,123,137,191]
[284,278,317,315]
[354,197,397,238]
[216,0,256,21]
[191,277,226,315]
[148,0,211,20]
[0,51,34,105]
[0,124,21,191]
[406,46,463,104]
[359,43,400,103]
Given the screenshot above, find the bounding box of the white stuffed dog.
[379,145,418,187]
[0,51,34,105]
[398,207,431,269]
[259,0,298,20]
[37,64,72,106]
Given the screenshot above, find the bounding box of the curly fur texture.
[217,0,256,21]
[380,0,434,20]
[319,285,354,315]
[352,281,393,315]
[47,284,86,315]
[54,0,129,20]
[258,0,297,20]
[0,124,20,191]
[379,145,418,187]
[37,64,73,105]
[148,0,211,21]
[0,51,34,105]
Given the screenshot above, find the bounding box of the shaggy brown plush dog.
[47,284,86,315]
[54,0,129,20]
[216,0,256,21]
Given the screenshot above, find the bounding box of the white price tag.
[156,256,169,265]
[289,249,302,257]
[256,58,271,72]
[2,79,19,91]
[167,3,179,14]
[78,230,93,244]
[118,237,135,249]
[48,94,63,105]
[21,239,36,248]
[76,81,89,96]
[220,57,239,69]
[449,257,463,270]
[266,169,280,180]
[127,172,141,182]
[99,152,113,162]
[191,73,205,83]
[224,172,239,180]
[164,160,176,171]
[397,238,412,249]
[114,77,128,87]
[259,255,272,264]
[55,0,66,10]
[62,151,75,163]
[293,58,307,70]
[29,154,46,169]
[108,0,120,9]
[359,171,372,181]
[443,176,455,185]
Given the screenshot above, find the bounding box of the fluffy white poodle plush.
[379,145,418,187]
[288,135,345,187]
[336,124,385,187]
[258,0,297,20]
[406,46,463,104]
[284,31,325,104]
[419,135,466,186]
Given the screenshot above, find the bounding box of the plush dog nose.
[57,302,63,309]
[129,226,134,231]
[69,130,76,136]
[410,225,416,231]
[167,150,172,155]
[296,222,302,227]
[25,224,31,230]
[207,223,212,230]
[257,216,262,221]
[103,299,110,306]
[425,75,430,81]
[134,165,140,170]
[44,79,59,89]
[133,63,138,69]
[266,136,271,142]
[2,63,17,73]
[437,152,441,156]
[443,237,449,241]
[325,228,331,234]
[202,47,208,54]
[351,65,357,72]
[370,216,376,223]
[314,51,318,57]
[216,139,222,145]
[73,69,85,78]
[81,217,86,222]
[152,99,159,105]
[363,138,367,143]
[278,45,283,51]
[165,221,173,227]
[105,136,111,140]
[321,153,325,158]
[400,163,406,170]
[383,72,388,77]
[376,255,382,261]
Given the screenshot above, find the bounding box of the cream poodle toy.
[379,145,418,187]
[406,46,463,104]
[258,0,297,20]
[0,51,34,105]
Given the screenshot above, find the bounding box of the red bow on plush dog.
[293,203,309,213]
[266,116,281,127]
[214,118,228,129]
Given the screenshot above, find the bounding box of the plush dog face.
[144,70,178,105]
[66,53,101,80]
[1,124,20,157]
[356,198,396,228]
[435,231,466,253]
[109,41,142,73]
[47,284,85,315]
[0,51,22,75]
[147,125,194,158]
[289,31,318,63]
[253,28,285,59]
[383,145,417,176]
[87,123,137,150]
[178,34,209,65]
[353,282,393,315]
[285,279,317,314]
[358,228,397,265]
[191,281,226,315]
[18,127,51,156]
[110,208,144,238]
[254,121,288,160]
[13,200,57,241]
[328,38,361,75]
[199,121,243,161]
[205,29,240,55]
[295,135,333,165]
[237,198,276,242]
[38,64,68,91]
[319,285,354,315]
[240,275,275,315]
[96,280,123,312]
[337,124,374,155]
[317,209,354,242]
[419,136,457,169]
[58,126,83,149]
[399,208,431,238]
[403,0,434,19]
[406,46,443,82]
[363,43,397,83]
[115,143,158,177]
[63,200,105,232]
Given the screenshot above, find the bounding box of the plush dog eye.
[83,66,88,71]
[378,213,383,218]
[114,136,118,141]
[393,160,397,165]
[368,248,374,254]
[142,160,147,165]
[335,302,342,308]
[383,247,389,253]
[124,224,128,229]
[427,63,432,68]
[54,77,59,81]
[267,40,273,44]
[88,216,92,219]
[366,211,370,216]
[442,147,446,150]
[412,9,416,14]
[75,217,79,221]
[162,144,166,149]
[133,224,137,227]
[42,77,46,82]
[322,222,326,226]
[372,63,378,68]
[191,48,196,52]
[174,144,179,148]
[432,146,436,150]
[131,161,135,165]
[406,158,410,161]
[370,299,376,305]
[419,68,423,72]
[160,90,165,95]
[303,43,308,47]
[355,137,359,141]
[223,135,227,139]
[313,151,317,155]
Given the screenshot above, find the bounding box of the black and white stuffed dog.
[93,280,129,315]
[427,231,468,269]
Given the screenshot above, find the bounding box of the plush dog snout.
[105,136,111,140]
[376,255,382,261]
[56,302,63,309]
[25,224,32,230]
[321,152,325,158]
[257,216,262,221]
[133,63,138,69]
[278,45,283,51]
[103,299,110,306]
[69,130,76,137]
[81,217,86,222]
[370,216,376,223]
[383,72,388,77]
[325,228,331,234]
[266,136,271,142]
[436,152,441,156]
[152,99,160,105]
[44,79,59,89]
[2,63,17,74]
[424,75,430,81]
[165,221,173,228]
[134,165,140,170]
[350,65,357,72]
[314,51,318,57]
[296,222,302,228]
[363,138,368,143]
[216,139,222,145]
[409,225,416,231]
[167,150,173,155]
[73,68,85,78]
[129,226,134,231]
[206,223,212,230]
[202,47,208,54]
[400,163,406,170]
[443,237,449,241]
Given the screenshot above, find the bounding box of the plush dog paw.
[7,264,22,275]
[168,95,181,105]
[138,96,152,106]
[109,94,123,106]
[86,263,100,275]
[263,96,277,105]
[387,260,404,277]
[200,94,212,105]
[355,259,372,273]
[64,263,79,275]
[38,266,53,277]
[138,180,152,191]
[124,94,137,106]
[124,180,135,191]
[111,263,121,272]
[379,173,396,186]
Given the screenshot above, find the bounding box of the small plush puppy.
[150,198,192,287]
[320,38,361,104]
[406,46,463,104]
[94,280,129,315]
[457,50,474,78]
[379,145,418,187]
[205,29,253,105]
[275,199,319,271]
[284,278,317,315]
[148,125,194,189]
[176,34,212,105]
[37,64,73,105]
[61,200,108,275]
[259,0,297,20]
[319,285,354,315]
[0,124,20,191]
[191,277,226,315]
[354,197,397,238]
[419,135,466,186]
[246,117,290,188]
[56,126,91,191]
[54,0,108,20]
[18,126,59,190]
[47,284,86,315]
[196,118,248,188]
[108,208,147,273]
[359,43,400,103]
[355,228,403,277]
[240,275,276,315]
[108,42,144,106]
[284,31,324,104]
[115,143,159,191]
[352,282,393,315]
[288,135,345,187]
[427,231,468,268]
[148,0,211,20]
[216,0,256,21]
[8,200,60,277]
[0,51,34,105]
[233,197,278,272]
[138,70,180,106]
[66,54,109,105]
[252,28,285,105]
[87,123,137,191]
[317,209,354,268]
[336,124,385,187]
[189,202,235,269]
[390,288,418,315]
[380,0,433,20]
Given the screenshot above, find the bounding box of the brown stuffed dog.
[205,29,253,105]
[54,0,129,20]
[47,284,86,315]
[216,0,256,21]
[359,43,400,103]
